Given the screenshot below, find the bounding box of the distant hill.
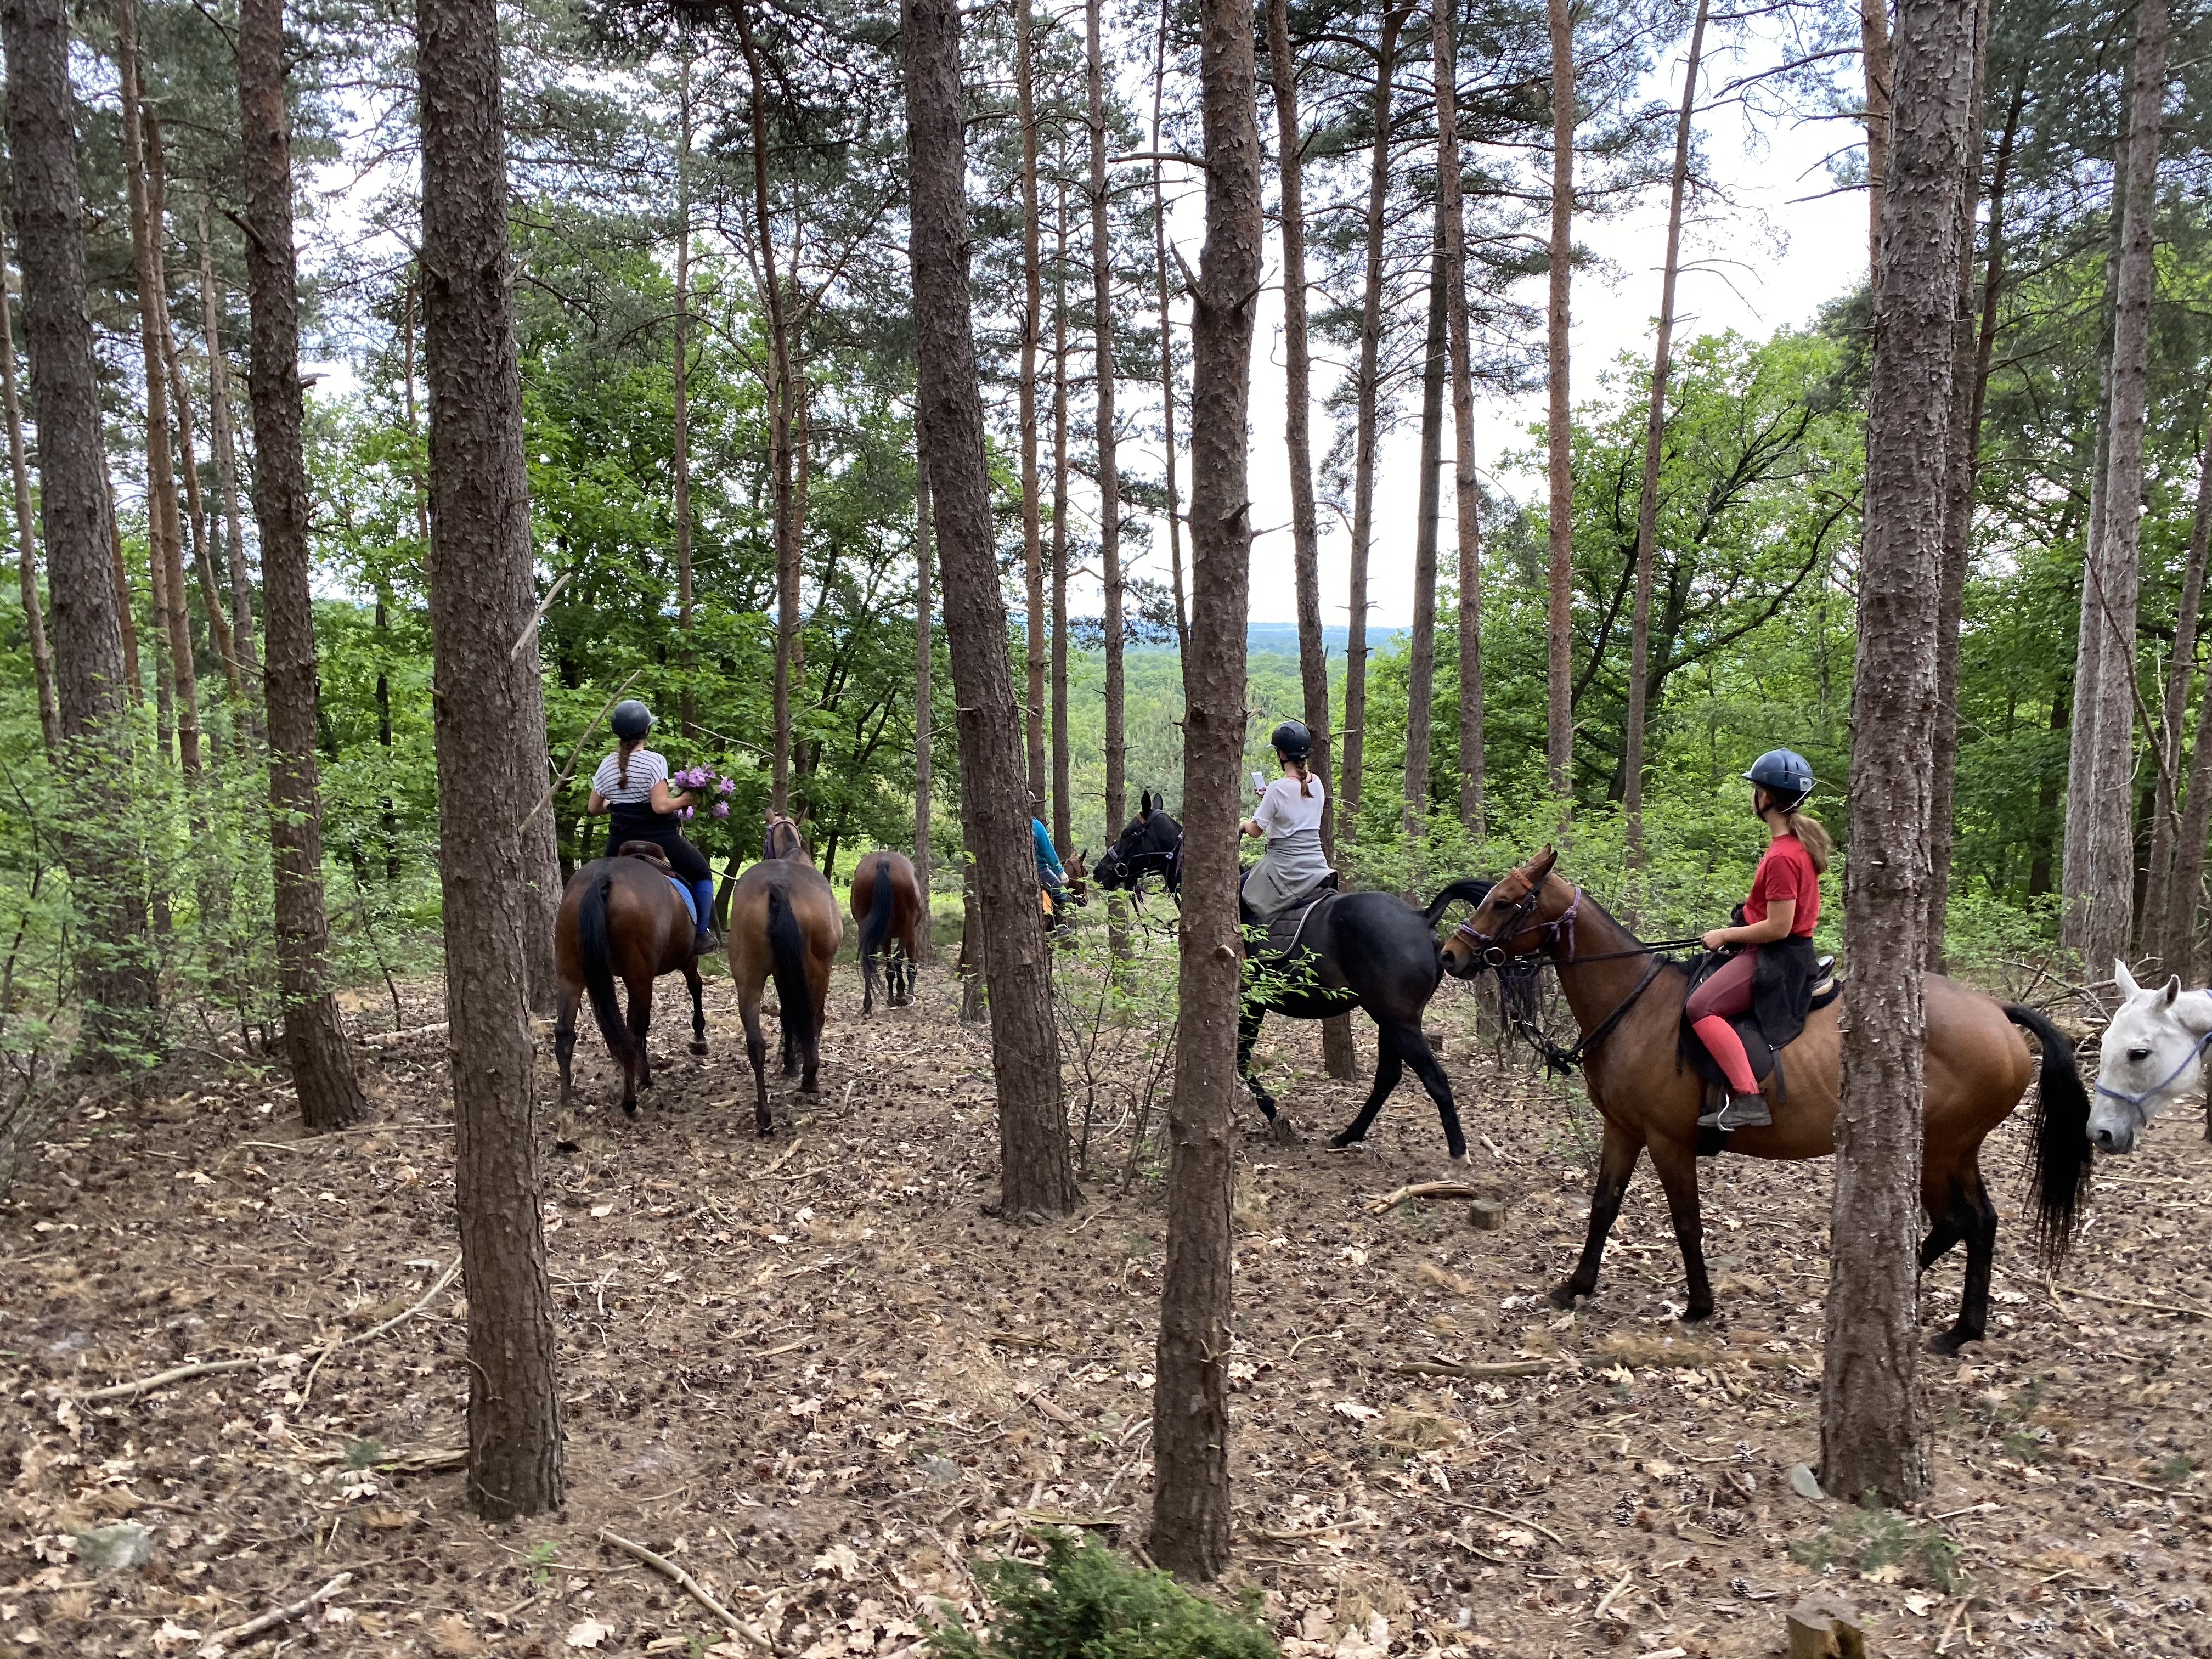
[1248,622,1404,657]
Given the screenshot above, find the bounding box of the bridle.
[1102,825,1183,895]
[2093,1024,2212,1129]
[1452,874,1582,969]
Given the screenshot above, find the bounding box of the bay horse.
[1092,794,1488,1159]
[849,849,923,1013]
[729,825,840,1134]
[1440,847,2094,1353]
[554,843,706,1117]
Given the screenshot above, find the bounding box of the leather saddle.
[1679,955,1840,1091]
[1241,876,1339,965]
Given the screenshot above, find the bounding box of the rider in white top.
[1240,720,1334,924]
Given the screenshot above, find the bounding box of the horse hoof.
[1448,1151,1470,1167]
[1266,1115,1304,1148]
[1681,1303,1715,1324]
[1328,1133,1363,1152]
[622,1101,638,1118]
[1927,1328,1978,1356]
[690,1042,708,1056]
[1547,1283,1585,1310]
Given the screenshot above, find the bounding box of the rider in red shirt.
[1685,749,1832,1131]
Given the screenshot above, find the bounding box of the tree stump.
[1786,1590,1871,1658]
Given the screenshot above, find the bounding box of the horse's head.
[2090,960,2212,1153]
[1438,847,1567,978]
[1093,792,1178,892]
[1064,848,1091,905]
[765,815,809,863]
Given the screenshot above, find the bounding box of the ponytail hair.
[618,735,642,790]
[1784,808,1832,874]
[1290,756,1312,798]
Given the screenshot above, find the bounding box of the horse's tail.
[860,854,896,964]
[1420,877,1496,927]
[2005,1003,2094,1268]
[768,882,817,1054]
[578,868,633,1073]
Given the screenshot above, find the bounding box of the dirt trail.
[2,964,2207,1657]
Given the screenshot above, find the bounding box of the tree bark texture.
[1404,233,1446,840]
[2158,424,2212,980]
[1087,0,1126,887]
[0,227,60,752]
[1050,177,1073,856]
[239,0,369,1135]
[1269,0,1354,1080]
[905,0,1077,1222]
[1153,0,1188,660]
[1342,3,1409,839]
[914,453,933,962]
[200,202,261,715]
[1927,32,2013,971]
[2067,0,2169,989]
[1544,0,1575,799]
[1820,0,1979,1510]
[1019,0,1047,807]
[2,0,156,1053]
[1862,0,1893,267]
[104,466,143,707]
[118,1,200,776]
[1623,0,1707,862]
[2147,417,2212,967]
[1435,0,1482,840]
[1151,0,1257,1580]
[417,0,565,1521]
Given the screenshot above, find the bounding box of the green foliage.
[927,1531,1278,1659]
[1787,1499,1966,1594]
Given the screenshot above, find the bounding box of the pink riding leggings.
[1685,949,1760,1096]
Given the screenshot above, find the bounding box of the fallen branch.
[356,1022,449,1050]
[1387,1358,1553,1380]
[303,1444,465,1474]
[198,1571,352,1656]
[2048,1277,2209,1321]
[1244,1519,1380,1542]
[2089,1472,2193,1496]
[1593,1571,1634,1620]
[80,1356,263,1401]
[597,1529,766,1649]
[754,1136,805,1179]
[1364,1181,1489,1215]
[302,1257,463,1401]
[1442,1501,1567,1548]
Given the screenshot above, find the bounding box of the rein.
[1497,951,1674,1077]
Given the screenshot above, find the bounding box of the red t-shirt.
[1746,834,1820,935]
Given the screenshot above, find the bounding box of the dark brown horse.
[555,844,706,1116]
[1438,848,2092,1353]
[849,849,923,1013]
[729,825,840,1134]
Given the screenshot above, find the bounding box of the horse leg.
[1553,1124,1643,1308]
[1395,1026,1467,1164]
[1331,1026,1404,1151]
[686,960,707,1056]
[1928,1164,1999,1355]
[629,977,654,1094]
[1647,1137,1716,1321]
[740,991,772,1136]
[800,991,822,1094]
[861,951,876,1018]
[555,984,580,1113]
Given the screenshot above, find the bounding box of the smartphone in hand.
[1252,769,1267,796]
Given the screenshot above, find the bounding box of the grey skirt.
[1244,827,1333,923]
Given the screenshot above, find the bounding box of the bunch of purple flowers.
[670,765,738,821]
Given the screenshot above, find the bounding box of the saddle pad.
[664,872,697,928]
[1247,890,1336,964]
[1680,1011,1778,1090]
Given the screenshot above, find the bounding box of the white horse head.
[2090,960,2212,1153]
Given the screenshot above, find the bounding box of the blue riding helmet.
[1742,748,1814,811]
[611,699,654,740]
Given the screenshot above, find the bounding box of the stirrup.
[1700,1091,1771,1131]
[695,929,721,955]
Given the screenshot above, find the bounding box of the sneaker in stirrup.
[1712,1091,1771,1131]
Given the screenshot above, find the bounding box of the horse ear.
[2114,959,2141,998]
[2164,975,2182,1006]
[1141,789,1154,817]
[1527,845,1560,884]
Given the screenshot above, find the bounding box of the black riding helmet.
[611,699,654,740]
[1742,748,1814,813]
[1271,719,1312,763]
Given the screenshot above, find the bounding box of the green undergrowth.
[928,1530,1279,1659]
[1787,1496,1967,1593]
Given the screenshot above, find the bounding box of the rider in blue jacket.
[1032,800,1069,914]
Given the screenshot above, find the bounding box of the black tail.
[860,853,896,964]
[2005,1003,2093,1268]
[768,883,816,1056]
[1421,877,1496,927]
[578,869,633,1071]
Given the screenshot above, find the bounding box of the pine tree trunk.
[1019,0,1047,807]
[1087,0,1128,955]
[1050,177,1073,856]
[1927,41,2017,971]
[2157,427,2212,980]
[1269,0,1354,1080]
[119,2,200,777]
[905,0,1077,1221]
[104,466,143,706]
[1623,0,1706,864]
[0,227,60,753]
[1544,0,1575,799]
[674,53,696,742]
[1820,0,1980,1510]
[239,0,369,1136]
[1153,0,1188,659]
[2073,0,2169,989]
[1861,0,1892,266]
[1150,0,1257,1579]
[1,0,156,1054]
[741,10,802,822]
[1404,232,1446,842]
[913,453,933,962]
[416,0,565,1521]
[1342,5,1409,843]
[1435,0,1482,840]
[199,201,261,719]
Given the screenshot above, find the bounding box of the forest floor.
[2,955,2209,1659]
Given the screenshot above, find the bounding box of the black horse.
[1092,792,1492,1160]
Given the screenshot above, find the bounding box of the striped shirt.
[591,747,668,807]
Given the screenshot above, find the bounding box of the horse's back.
[733,858,843,962]
[847,849,918,922]
[557,856,685,981]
